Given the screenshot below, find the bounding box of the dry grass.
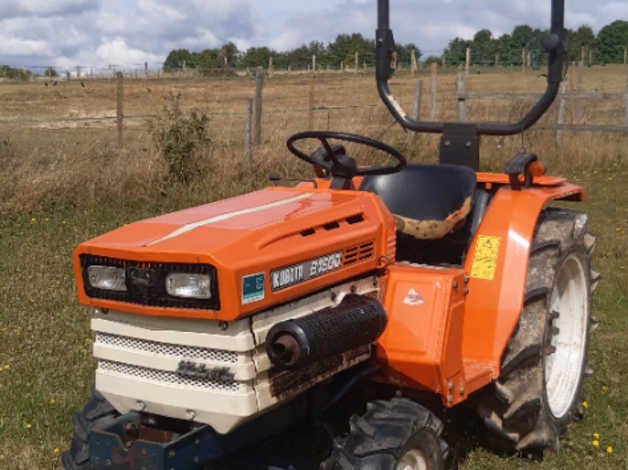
[0,65,626,215]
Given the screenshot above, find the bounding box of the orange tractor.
[63,1,598,469]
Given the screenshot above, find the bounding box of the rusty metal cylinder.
[265,294,387,370]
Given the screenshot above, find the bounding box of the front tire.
[323,397,448,470]
[477,208,598,452]
[62,387,119,470]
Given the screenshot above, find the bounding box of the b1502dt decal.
[271,251,342,291]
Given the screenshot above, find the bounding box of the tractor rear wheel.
[62,387,119,470]
[322,397,448,470]
[477,208,598,453]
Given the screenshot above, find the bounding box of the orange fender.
[461,182,584,381]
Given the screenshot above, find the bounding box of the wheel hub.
[396,449,428,470]
[545,253,589,419]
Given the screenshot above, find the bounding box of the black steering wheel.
[287,131,406,181]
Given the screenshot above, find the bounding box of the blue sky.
[0,0,625,71]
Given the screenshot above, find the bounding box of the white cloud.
[0,0,625,70]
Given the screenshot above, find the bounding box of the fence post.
[429,63,438,121]
[409,79,423,147]
[411,48,417,75]
[624,71,628,127]
[355,52,359,73]
[576,60,584,121]
[312,55,316,73]
[244,99,253,160]
[253,67,264,145]
[308,72,315,130]
[556,82,567,143]
[624,47,627,65]
[522,48,526,72]
[268,56,273,77]
[144,62,148,76]
[465,47,470,75]
[116,72,124,149]
[457,68,466,121]
[495,54,499,67]
[442,55,446,68]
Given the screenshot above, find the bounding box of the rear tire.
[477,208,597,453]
[62,387,119,470]
[322,397,448,470]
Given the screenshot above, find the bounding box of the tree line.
[163,33,418,73]
[164,20,628,73]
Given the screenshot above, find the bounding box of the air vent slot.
[343,241,375,266]
[346,214,364,225]
[323,221,340,231]
[301,228,316,237]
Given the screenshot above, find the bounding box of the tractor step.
[88,412,297,470]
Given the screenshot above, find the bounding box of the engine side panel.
[375,264,467,405]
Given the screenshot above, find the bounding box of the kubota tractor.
[63,1,598,469]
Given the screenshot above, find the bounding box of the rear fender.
[462,183,584,378]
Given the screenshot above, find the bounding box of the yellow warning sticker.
[470,235,501,281]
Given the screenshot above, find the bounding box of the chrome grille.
[98,360,242,392]
[95,333,238,363]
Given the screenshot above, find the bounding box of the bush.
[149,93,212,184]
[0,65,32,81]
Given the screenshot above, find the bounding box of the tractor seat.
[360,164,476,240]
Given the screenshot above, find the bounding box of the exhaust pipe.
[266,294,387,370]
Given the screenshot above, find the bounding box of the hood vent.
[343,241,374,266]
[300,213,365,238]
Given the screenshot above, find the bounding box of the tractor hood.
[74,187,395,321]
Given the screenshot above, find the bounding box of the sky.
[0,0,626,72]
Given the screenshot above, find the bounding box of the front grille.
[98,360,242,392]
[95,333,238,364]
[80,254,220,310]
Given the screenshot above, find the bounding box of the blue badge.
[242,273,265,305]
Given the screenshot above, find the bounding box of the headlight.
[87,265,127,292]
[166,273,212,299]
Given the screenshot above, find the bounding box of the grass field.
[0,66,626,469]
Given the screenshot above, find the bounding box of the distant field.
[0,67,626,469]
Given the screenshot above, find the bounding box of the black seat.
[360,164,476,238]
[360,164,478,264]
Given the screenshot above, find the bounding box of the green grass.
[0,161,626,469]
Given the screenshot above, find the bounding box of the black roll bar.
[376,0,566,136]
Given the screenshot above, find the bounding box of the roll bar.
[376,0,566,136]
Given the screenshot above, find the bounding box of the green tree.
[444,37,470,66]
[596,20,628,64]
[163,49,192,72]
[44,66,57,78]
[471,29,494,65]
[241,47,273,68]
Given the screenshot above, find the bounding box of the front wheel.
[322,397,448,470]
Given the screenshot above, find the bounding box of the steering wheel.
[286,131,406,180]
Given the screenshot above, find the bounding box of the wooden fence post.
[495,54,499,67]
[268,56,273,77]
[355,52,359,73]
[308,72,315,130]
[576,60,584,121]
[442,55,447,68]
[556,82,567,143]
[116,72,124,149]
[411,49,417,75]
[312,55,316,73]
[244,99,253,160]
[457,68,466,121]
[624,47,627,65]
[144,62,148,76]
[409,80,423,146]
[253,67,264,145]
[465,47,470,75]
[624,71,628,127]
[429,63,438,120]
